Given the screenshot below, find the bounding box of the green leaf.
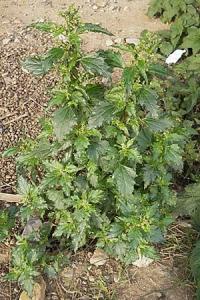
[164,144,183,170]
[159,41,174,56]
[170,18,184,47]
[181,27,200,54]
[53,106,77,140]
[143,165,158,188]
[138,87,159,117]
[88,102,116,128]
[123,67,136,94]
[18,176,30,195]
[47,190,66,210]
[81,23,113,36]
[46,47,65,62]
[145,117,173,132]
[97,50,123,68]
[137,128,152,151]
[31,21,57,32]
[149,64,169,78]
[177,182,200,217]
[49,90,67,107]
[113,165,136,196]
[2,147,18,157]
[190,240,200,280]
[22,57,53,76]
[22,48,64,76]
[81,54,111,78]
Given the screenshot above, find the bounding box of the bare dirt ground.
[0,1,195,299]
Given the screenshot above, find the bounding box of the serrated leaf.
[143,165,158,188]
[81,54,111,78]
[149,63,169,78]
[53,106,77,140]
[47,47,65,62]
[47,190,66,210]
[177,182,200,217]
[170,18,184,47]
[49,90,66,107]
[145,117,173,132]
[165,144,183,170]
[138,87,159,117]
[88,102,116,128]
[31,21,57,32]
[22,57,53,76]
[97,50,123,68]
[160,41,174,56]
[81,23,113,36]
[22,47,64,76]
[123,66,136,94]
[18,176,30,195]
[136,128,152,151]
[181,27,200,54]
[113,165,136,196]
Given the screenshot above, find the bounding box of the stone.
[114,37,123,44]
[125,37,139,45]
[2,38,11,46]
[106,39,114,46]
[92,5,98,10]
[90,249,108,266]
[19,277,46,300]
[22,217,42,237]
[133,256,153,268]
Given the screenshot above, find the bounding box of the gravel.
[0,27,57,193]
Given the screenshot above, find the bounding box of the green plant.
[3,6,196,296]
[178,181,200,298]
[148,0,200,55]
[0,207,16,242]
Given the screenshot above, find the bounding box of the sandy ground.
[0,0,167,44]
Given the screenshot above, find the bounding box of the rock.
[125,37,139,45]
[90,249,108,266]
[114,37,123,44]
[106,39,114,47]
[19,291,30,300]
[132,256,153,268]
[92,5,98,10]
[19,277,46,300]
[22,217,42,237]
[2,38,11,46]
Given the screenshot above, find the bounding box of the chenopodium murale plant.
[4,5,195,295]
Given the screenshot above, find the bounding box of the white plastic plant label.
[166,49,187,65]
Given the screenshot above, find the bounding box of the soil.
[0,1,196,299]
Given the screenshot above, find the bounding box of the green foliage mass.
[148,0,200,55]
[2,5,200,296]
[148,0,200,298]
